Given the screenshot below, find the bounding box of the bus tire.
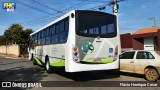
[29,54,33,61]
[45,58,53,73]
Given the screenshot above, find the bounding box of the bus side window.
[45,36,50,45]
[34,33,38,46]
[59,21,64,33]
[55,24,59,34]
[59,32,67,43]
[51,25,55,34]
[52,35,58,44]
[41,30,45,45]
[65,19,69,32]
[42,38,45,45]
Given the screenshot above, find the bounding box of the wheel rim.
[146,70,156,81]
[46,61,49,70]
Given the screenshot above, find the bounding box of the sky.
[0,0,160,35]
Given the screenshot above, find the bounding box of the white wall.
[121,48,133,52]
[0,44,20,56]
[144,37,155,51]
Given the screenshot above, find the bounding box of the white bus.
[29,10,120,73]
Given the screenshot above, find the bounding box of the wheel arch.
[45,55,49,63]
[144,65,159,75]
[29,53,34,61]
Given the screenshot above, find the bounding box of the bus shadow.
[0,66,47,90]
[0,66,47,81]
[53,68,120,81]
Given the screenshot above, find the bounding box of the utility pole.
[111,0,121,54]
[112,0,119,15]
[149,16,157,27]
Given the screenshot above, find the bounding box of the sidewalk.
[156,51,160,56]
[0,54,28,60]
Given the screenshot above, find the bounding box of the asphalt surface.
[0,55,159,90]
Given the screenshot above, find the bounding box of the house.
[120,26,160,51]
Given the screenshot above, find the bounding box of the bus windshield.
[76,11,117,38]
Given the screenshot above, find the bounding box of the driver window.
[120,52,135,59]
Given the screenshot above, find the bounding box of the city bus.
[29,10,121,73]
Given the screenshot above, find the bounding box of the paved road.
[0,55,159,90]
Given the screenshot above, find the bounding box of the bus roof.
[30,10,75,36]
[30,10,115,36]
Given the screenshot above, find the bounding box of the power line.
[62,0,89,12]
[23,0,115,26]
[148,16,157,27]
[14,0,54,15]
[31,0,64,14]
[24,18,55,25]
[21,0,90,26]
[19,0,126,27]
[88,0,126,10]
[22,0,120,26]
[87,3,110,10]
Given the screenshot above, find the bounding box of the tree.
[22,29,33,45]
[0,36,5,45]
[0,24,33,55]
[3,24,33,45]
[4,24,24,44]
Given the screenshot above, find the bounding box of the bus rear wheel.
[45,60,53,73]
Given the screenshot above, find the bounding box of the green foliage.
[0,36,5,45]
[0,24,33,45]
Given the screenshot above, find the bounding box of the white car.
[120,50,160,81]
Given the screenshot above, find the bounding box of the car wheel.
[145,68,159,82]
[45,59,53,73]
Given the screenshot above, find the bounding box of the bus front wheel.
[29,54,33,61]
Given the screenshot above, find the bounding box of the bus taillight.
[73,46,80,63]
[73,47,78,51]
[115,46,118,55]
[74,52,78,56]
[114,46,118,61]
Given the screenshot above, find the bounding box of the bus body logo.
[2,2,16,12]
[109,48,113,53]
[81,41,94,55]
